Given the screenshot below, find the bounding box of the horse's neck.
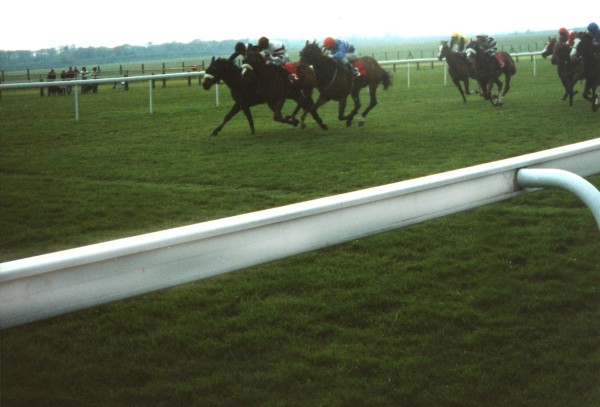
[555,45,572,62]
[313,55,340,83]
[217,65,244,90]
[445,49,462,64]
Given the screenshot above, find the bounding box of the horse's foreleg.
[342,91,361,127]
[212,103,244,136]
[308,94,330,130]
[302,95,327,130]
[337,97,349,123]
[241,106,255,135]
[453,77,467,102]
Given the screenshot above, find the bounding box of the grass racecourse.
[1,55,599,406]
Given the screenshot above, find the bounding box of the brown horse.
[243,47,327,130]
[438,40,478,102]
[202,56,300,136]
[466,41,516,106]
[287,62,323,128]
[573,32,600,111]
[299,41,392,127]
[541,36,583,106]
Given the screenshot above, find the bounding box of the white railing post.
[74,84,79,122]
[149,79,153,114]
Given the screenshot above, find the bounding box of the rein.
[322,65,338,92]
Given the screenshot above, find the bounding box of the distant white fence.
[1,137,599,329]
[0,52,543,120]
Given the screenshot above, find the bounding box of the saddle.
[494,53,505,69]
[351,59,367,76]
[284,63,300,84]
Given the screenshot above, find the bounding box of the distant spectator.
[80,67,91,93]
[90,67,99,93]
[66,67,74,95]
[47,68,60,96]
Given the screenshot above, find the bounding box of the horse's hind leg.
[357,84,379,126]
[269,101,299,127]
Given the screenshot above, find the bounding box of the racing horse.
[242,47,327,130]
[572,32,600,111]
[438,40,478,102]
[466,41,517,106]
[202,57,293,136]
[299,41,392,127]
[541,36,583,106]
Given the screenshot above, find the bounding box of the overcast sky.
[2,0,595,51]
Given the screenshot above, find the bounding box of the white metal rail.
[1,138,599,329]
[0,51,543,119]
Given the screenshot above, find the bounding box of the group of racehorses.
[201,41,392,136]
[439,32,599,110]
[541,32,600,111]
[202,36,598,136]
[438,40,516,106]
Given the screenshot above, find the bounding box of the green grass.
[1,56,599,406]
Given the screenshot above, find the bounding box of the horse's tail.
[381,70,392,90]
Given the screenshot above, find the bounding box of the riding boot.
[347,62,360,77]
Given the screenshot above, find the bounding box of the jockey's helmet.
[235,42,246,54]
[558,27,568,35]
[323,37,336,49]
[258,37,269,49]
[588,22,598,32]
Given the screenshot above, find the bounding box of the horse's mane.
[300,41,323,58]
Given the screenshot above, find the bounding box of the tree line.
[0,39,254,71]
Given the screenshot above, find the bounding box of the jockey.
[558,27,569,43]
[558,28,577,47]
[257,37,300,83]
[257,37,289,66]
[588,22,600,44]
[476,34,504,69]
[322,37,360,77]
[449,32,470,52]
[229,42,251,65]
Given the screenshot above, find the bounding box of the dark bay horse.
[438,40,478,102]
[541,37,583,106]
[243,48,327,130]
[202,56,309,136]
[299,41,392,127]
[465,42,516,106]
[573,32,600,111]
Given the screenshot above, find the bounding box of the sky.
[1,0,595,51]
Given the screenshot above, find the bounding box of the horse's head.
[574,32,596,60]
[202,57,231,90]
[438,41,450,60]
[541,37,556,59]
[299,41,323,65]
